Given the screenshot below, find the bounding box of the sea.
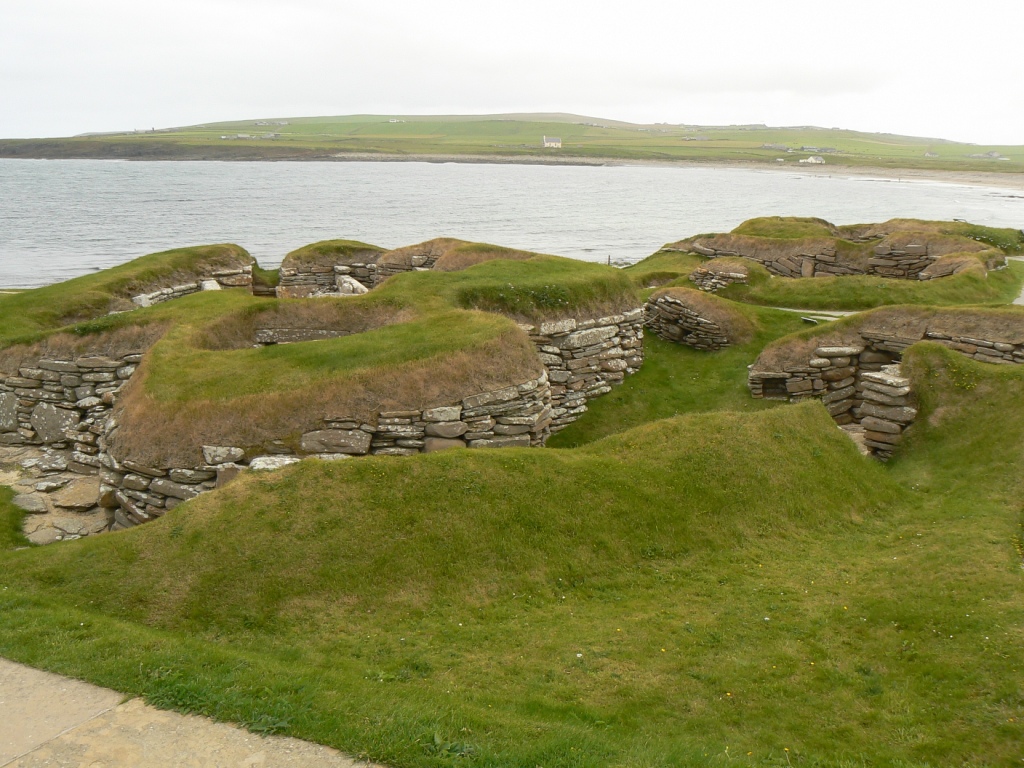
[1,158,1022,288]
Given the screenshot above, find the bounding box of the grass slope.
[0,341,1021,765]
[3,114,1023,174]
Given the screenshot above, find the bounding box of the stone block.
[865,430,901,445]
[122,474,152,491]
[13,494,47,514]
[821,385,855,405]
[560,326,617,350]
[248,456,302,471]
[468,436,531,449]
[300,429,372,455]
[150,478,201,500]
[423,437,467,453]
[785,379,814,394]
[815,346,864,357]
[859,402,917,424]
[202,445,245,465]
[860,416,901,434]
[169,468,216,484]
[30,403,80,443]
[425,421,469,438]
[821,366,856,382]
[0,391,17,432]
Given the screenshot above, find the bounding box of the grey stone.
[493,423,532,435]
[300,429,371,455]
[859,402,918,424]
[121,460,166,477]
[34,479,69,493]
[122,473,152,491]
[821,385,856,405]
[149,478,201,500]
[30,403,80,443]
[202,445,245,465]
[424,421,468,438]
[561,326,617,349]
[423,437,467,453]
[13,494,47,514]
[0,391,17,432]
[248,456,302,471]
[168,468,216,484]
[467,436,531,449]
[538,318,577,335]
[815,346,864,357]
[216,463,243,488]
[422,405,462,422]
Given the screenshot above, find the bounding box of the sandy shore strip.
[323,152,1024,192]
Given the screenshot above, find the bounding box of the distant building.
[799,156,826,164]
[924,152,939,158]
[543,136,562,148]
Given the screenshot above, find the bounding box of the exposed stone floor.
[0,445,110,546]
[0,658,380,767]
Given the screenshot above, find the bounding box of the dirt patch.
[0,324,167,374]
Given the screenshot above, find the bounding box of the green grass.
[1,345,1023,764]
[0,487,31,550]
[719,259,1024,310]
[3,114,1024,174]
[0,243,251,346]
[548,304,807,448]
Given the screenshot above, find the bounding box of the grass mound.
[649,286,756,344]
[379,238,541,273]
[0,244,252,345]
[281,239,386,269]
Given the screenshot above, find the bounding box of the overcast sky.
[2,0,1021,144]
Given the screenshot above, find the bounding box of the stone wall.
[644,295,732,350]
[688,264,749,293]
[748,344,912,459]
[0,354,141,472]
[276,264,376,298]
[132,267,253,307]
[689,243,944,280]
[517,310,644,433]
[99,371,553,528]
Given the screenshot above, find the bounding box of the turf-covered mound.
[669,216,1017,280]
[378,238,541,275]
[754,304,1024,373]
[0,244,253,346]
[645,287,754,349]
[279,239,386,269]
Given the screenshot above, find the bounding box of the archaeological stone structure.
[643,291,741,351]
[132,267,253,307]
[688,260,750,293]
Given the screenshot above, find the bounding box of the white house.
[799,155,825,165]
[543,136,562,148]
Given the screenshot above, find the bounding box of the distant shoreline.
[3,147,1022,191]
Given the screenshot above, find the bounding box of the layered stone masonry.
[276,264,377,298]
[131,267,253,307]
[644,295,731,350]
[688,265,748,293]
[517,310,644,433]
[748,345,913,459]
[690,243,942,280]
[100,371,554,529]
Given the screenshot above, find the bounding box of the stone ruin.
[748,308,1024,459]
[688,259,750,293]
[643,289,750,351]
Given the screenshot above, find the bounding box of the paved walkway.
[1,658,378,767]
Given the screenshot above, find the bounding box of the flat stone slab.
[0,658,380,767]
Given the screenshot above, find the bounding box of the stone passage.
[688,259,750,293]
[749,344,912,459]
[132,267,252,307]
[644,294,730,350]
[518,311,644,433]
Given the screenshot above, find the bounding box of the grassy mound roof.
[0,243,641,466]
[649,286,756,344]
[0,244,252,346]
[378,238,541,272]
[281,239,386,269]
[753,304,1024,372]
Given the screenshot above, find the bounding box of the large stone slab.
[0,391,18,432]
[300,429,371,455]
[29,403,80,443]
[425,421,468,438]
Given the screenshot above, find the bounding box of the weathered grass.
[281,239,385,269]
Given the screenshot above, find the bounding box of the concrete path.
[1,658,379,767]
[1008,256,1024,305]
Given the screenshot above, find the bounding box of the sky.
[1,0,1022,145]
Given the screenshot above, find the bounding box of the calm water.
[1,159,1022,288]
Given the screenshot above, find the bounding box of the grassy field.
[2,113,1023,174]
[1,239,1022,765]
[0,342,1022,765]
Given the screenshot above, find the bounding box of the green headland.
[2,113,1023,177]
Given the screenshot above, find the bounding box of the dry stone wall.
[644,295,732,350]
[517,310,644,433]
[131,267,253,307]
[688,264,749,293]
[276,264,377,298]
[690,243,945,280]
[100,371,553,528]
